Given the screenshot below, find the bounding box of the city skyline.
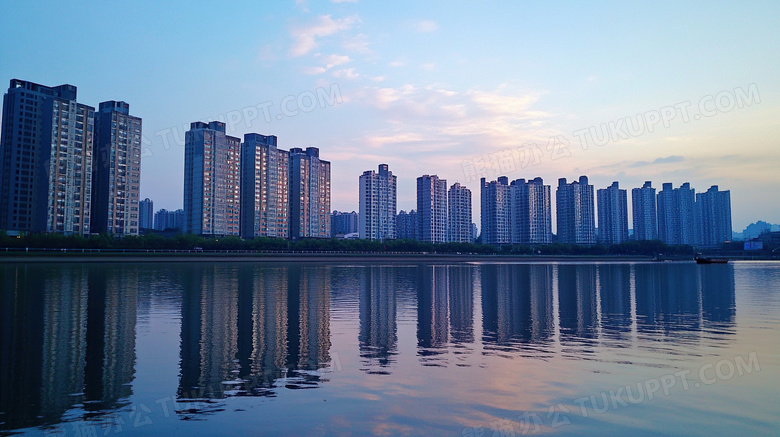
[1,2,778,232]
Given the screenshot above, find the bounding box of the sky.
[1,0,778,232]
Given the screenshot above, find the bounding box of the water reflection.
[481,265,554,357]
[0,261,741,432]
[0,265,137,430]
[178,265,330,404]
[359,267,397,372]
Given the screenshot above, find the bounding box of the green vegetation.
[0,231,694,256]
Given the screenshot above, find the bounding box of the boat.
[694,255,729,264]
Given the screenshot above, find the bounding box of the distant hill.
[732,221,780,241]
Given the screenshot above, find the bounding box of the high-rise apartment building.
[597,181,628,244]
[631,181,657,241]
[0,79,94,235]
[240,133,289,239]
[91,101,142,236]
[695,185,732,246]
[417,175,447,243]
[509,177,552,244]
[447,183,472,243]
[154,208,184,231]
[358,164,396,240]
[289,147,330,239]
[657,182,695,245]
[183,121,240,236]
[331,210,358,236]
[139,198,154,230]
[556,176,596,244]
[396,210,418,240]
[480,177,510,244]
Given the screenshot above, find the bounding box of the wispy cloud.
[289,15,360,57]
[342,33,370,54]
[333,68,360,80]
[415,20,438,33]
[629,155,685,167]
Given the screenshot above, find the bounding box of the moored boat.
[694,255,729,264]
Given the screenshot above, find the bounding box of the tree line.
[0,231,694,256]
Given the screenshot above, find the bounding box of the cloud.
[302,66,327,75]
[342,33,370,54]
[629,155,685,167]
[420,63,436,72]
[333,68,360,80]
[321,54,350,69]
[332,0,357,3]
[289,15,360,57]
[388,60,406,68]
[416,20,438,32]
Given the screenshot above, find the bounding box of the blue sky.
[1,0,778,231]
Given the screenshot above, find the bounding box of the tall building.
[183,121,240,236]
[631,181,657,241]
[240,133,289,239]
[139,198,154,230]
[91,101,142,236]
[556,176,596,244]
[509,177,552,244]
[358,164,397,240]
[695,185,732,246]
[447,183,472,243]
[0,79,94,235]
[154,208,184,231]
[396,210,418,240]
[417,175,447,243]
[480,177,510,244]
[597,181,629,244]
[289,147,330,239]
[657,182,695,245]
[331,210,358,236]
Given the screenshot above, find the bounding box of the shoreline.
[0,252,678,264]
[1,252,774,264]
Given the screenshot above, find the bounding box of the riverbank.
[0,251,668,264]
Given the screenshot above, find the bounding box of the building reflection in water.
[0,264,137,431]
[0,261,739,431]
[417,266,451,365]
[598,264,632,344]
[557,264,598,356]
[359,267,397,373]
[177,265,331,405]
[636,264,701,343]
[481,264,554,358]
[84,266,138,413]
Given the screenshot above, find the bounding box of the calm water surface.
[1,261,779,436]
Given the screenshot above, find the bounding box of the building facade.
[183,121,241,236]
[657,182,695,245]
[331,210,358,236]
[289,147,330,239]
[417,175,447,243]
[358,164,397,240]
[139,198,154,230]
[631,181,657,241]
[240,134,289,239]
[556,176,596,244]
[480,177,510,244]
[447,183,472,243]
[508,177,552,244]
[154,208,184,231]
[396,210,418,240]
[0,79,94,235]
[597,181,629,244]
[91,101,142,236]
[695,185,732,246]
